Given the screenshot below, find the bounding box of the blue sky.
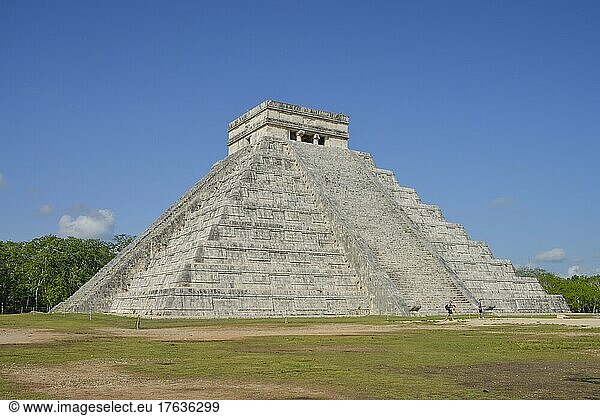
[1,0,598,277]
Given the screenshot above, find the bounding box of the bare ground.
[0,328,85,345]
[462,317,600,328]
[94,322,412,341]
[95,317,600,342]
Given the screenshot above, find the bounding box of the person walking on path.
[445,300,456,320]
[477,299,484,319]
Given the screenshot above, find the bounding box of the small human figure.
[477,299,484,319]
[445,300,456,320]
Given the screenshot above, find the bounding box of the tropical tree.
[517,267,600,313]
[111,234,136,254]
[0,235,116,313]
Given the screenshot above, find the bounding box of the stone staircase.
[290,140,478,315]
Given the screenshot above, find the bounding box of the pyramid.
[54,101,569,317]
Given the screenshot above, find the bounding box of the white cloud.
[0,173,6,190]
[567,265,580,277]
[38,204,54,215]
[58,208,115,239]
[491,197,514,207]
[535,248,566,263]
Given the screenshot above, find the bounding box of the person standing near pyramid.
[445,300,456,320]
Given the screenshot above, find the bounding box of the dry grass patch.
[411,360,600,399]
[3,361,344,400]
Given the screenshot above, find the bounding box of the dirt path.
[94,317,600,342]
[2,316,597,345]
[0,328,84,344]
[94,322,411,341]
[462,316,600,328]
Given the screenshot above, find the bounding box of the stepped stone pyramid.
[54,101,569,317]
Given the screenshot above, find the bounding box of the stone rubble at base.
[53,101,569,317]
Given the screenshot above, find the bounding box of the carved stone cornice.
[228,100,348,130]
[227,100,349,146]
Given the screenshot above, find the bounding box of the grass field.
[1,313,599,399]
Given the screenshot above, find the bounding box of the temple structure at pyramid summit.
[54,101,569,317]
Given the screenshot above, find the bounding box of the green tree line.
[517,267,600,313]
[0,234,134,314]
